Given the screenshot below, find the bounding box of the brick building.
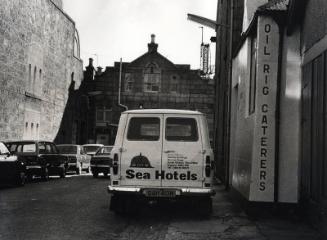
[83,35,215,145]
[0,0,84,142]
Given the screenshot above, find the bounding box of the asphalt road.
[0,174,211,240]
[1,174,321,240]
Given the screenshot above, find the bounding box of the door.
[161,114,204,188]
[120,114,163,187]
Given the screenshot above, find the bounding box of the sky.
[62,0,217,70]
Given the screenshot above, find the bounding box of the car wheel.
[104,171,109,177]
[27,173,33,182]
[17,171,26,186]
[76,166,81,175]
[86,166,90,173]
[60,167,66,178]
[41,168,49,181]
[92,171,98,178]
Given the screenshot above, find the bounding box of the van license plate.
[144,189,176,198]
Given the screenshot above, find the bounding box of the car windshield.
[57,145,77,154]
[7,142,36,153]
[95,146,113,155]
[0,142,10,156]
[83,146,101,153]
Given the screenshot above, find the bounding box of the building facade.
[0,0,83,142]
[215,0,327,234]
[83,35,215,145]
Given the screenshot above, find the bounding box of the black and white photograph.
[0,0,325,239]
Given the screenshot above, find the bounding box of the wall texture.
[0,0,83,141]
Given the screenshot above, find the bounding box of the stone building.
[215,0,327,235]
[83,35,215,145]
[0,0,83,142]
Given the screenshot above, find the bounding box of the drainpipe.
[225,0,234,189]
[118,58,128,111]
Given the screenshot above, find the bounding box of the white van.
[108,109,215,214]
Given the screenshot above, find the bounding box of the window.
[28,64,31,88]
[170,75,179,93]
[144,63,161,92]
[249,36,257,115]
[165,118,198,141]
[124,73,134,92]
[127,117,160,141]
[96,108,112,122]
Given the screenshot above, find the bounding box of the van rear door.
[120,114,163,187]
[161,114,204,188]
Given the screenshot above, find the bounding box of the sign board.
[249,16,279,202]
[200,43,210,74]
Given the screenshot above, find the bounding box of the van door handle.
[119,147,127,153]
[164,150,175,153]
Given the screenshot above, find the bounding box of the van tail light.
[113,154,119,175]
[205,156,211,177]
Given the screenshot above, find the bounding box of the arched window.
[144,62,161,92]
[33,66,37,94]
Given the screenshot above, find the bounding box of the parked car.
[0,141,26,186]
[82,144,104,157]
[5,141,68,180]
[90,146,113,178]
[57,144,91,174]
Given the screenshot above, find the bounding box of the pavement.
[162,182,323,240]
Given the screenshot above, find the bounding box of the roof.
[258,0,289,12]
[123,109,203,115]
[234,0,289,57]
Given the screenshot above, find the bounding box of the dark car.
[6,141,68,180]
[90,146,113,178]
[0,142,26,186]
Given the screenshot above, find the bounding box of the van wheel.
[110,195,126,214]
[92,171,98,178]
[198,197,212,217]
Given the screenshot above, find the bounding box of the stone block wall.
[0,0,83,141]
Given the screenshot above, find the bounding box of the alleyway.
[0,175,322,240]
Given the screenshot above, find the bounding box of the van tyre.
[198,197,212,217]
[110,195,127,215]
[92,171,98,178]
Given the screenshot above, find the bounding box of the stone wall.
[0,0,83,141]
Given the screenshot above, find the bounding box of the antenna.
[199,26,204,44]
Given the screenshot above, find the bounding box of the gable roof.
[128,50,177,69]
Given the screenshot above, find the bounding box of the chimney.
[148,34,158,53]
[96,67,103,76]
[85,58,95,81]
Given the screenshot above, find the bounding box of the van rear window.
[127,117,160,141]
[165,118,198,141]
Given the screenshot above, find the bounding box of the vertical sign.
[200,43,210,74]
[249,16,279,202]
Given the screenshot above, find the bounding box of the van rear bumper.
[107,186,215,196]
